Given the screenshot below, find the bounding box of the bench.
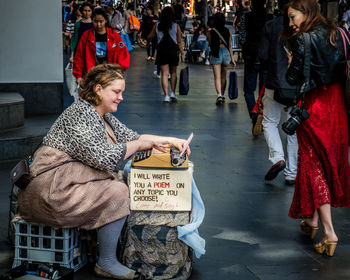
[185,33,241,54]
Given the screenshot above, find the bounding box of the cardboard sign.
[129,164,193,211]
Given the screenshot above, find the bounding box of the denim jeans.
[210,47,231,66]
[128,32,135,46]
[196,40,210,58]
[243,63,267,120]
[147,37,157,57]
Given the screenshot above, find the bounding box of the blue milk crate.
[12,219,87,271]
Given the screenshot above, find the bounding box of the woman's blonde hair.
[79,64,125,106]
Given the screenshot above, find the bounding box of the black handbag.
[10,154,78,190]
[10,157,33,190]
[228,71,238,100]
[179,66,189,95]
[273,88,297,106]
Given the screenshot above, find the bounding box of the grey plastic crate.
[12,219,87,272]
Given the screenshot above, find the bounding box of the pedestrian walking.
[284,0,350,256]
[63,0,74,22]
[123,3,137,46]
[148,6,185,103]
[258,0,298,185]
[239,0,267,135]
[207,12,235,105]
[70,2,94,62]
[341,3,350,30]
[109,6,124,32]
[173,0,185,32]
[141,5,158,61]
[73,8,130,86]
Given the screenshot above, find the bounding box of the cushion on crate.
[126,211,191,227]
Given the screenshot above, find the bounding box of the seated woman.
[189,20,199,34]
[193,24,210,65]
[17,64,190,280]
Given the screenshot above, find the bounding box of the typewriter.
[131,146,188,169]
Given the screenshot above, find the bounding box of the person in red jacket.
[73,8,130,85]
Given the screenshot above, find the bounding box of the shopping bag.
[228,71,238,100]
[251,85,265,115]
[64,62,79,100]
[179,66,189,95]
[120,29,133,52]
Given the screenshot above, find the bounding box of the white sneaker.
[200,52,205,59]
[170,92,177,102]
[168,74,171,79]
[205,59,210,65]
[153,71,160,79]
[164,95,170,103]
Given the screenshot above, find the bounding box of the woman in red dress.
[284,0,350,256]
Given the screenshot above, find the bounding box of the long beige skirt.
[18,146,130,230]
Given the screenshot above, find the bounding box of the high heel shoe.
[300,220,319,239]
[314,240,338,257]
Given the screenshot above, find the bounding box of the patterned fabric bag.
[120,211,193,280]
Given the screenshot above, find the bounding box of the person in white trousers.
[259,0,298,184]
[262,89,298,184]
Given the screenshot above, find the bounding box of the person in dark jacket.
[240,0,268,136]
[141,5,158,61]
[258,0,298,185]
[173,0,185,32]
[284,0,350,257]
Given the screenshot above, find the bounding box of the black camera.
[170,147,186,167]
[282,106,310,135]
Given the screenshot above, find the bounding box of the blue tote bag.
[228,71,238,100]
[119,29,133,52]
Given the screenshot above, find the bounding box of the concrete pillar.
[0,0,64,117]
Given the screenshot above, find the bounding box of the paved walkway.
[1,47,350,280]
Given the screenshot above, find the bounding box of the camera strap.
[299,32,312,109]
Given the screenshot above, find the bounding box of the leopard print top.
[43,99,139,172]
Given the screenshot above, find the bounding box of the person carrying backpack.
[124,3,138,46]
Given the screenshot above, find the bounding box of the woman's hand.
[231,56,236,67]
[181,53,185,63]
[287,52,292,66]
[137,140,168,153]
[130,135,192,160]
[77,77,83,86]
[167,137,191,156]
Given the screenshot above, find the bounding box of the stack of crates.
[12,219,87,272]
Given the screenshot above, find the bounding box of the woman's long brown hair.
[283,0,337,45]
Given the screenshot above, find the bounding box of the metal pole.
[203,0,208,25]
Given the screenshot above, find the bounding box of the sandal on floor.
[300,220,319,239]
[314,239,337,257]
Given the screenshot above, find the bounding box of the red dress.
[289,83,350,218]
